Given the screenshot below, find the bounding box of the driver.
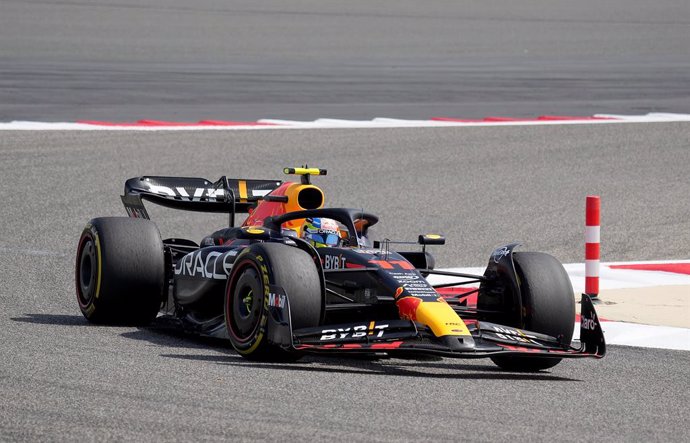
[301,217,342,248]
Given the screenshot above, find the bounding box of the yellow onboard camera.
[283,167,327,184]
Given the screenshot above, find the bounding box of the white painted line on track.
[433,260,690,292]
[432,260,690,351]
[0,246,67,258]
[564,262,690,292]
[573,321,690,351]
[1,113,690,130]
[596,112,690,122]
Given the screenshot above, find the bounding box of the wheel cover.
[241,290,254,317]
[228,263,265,342]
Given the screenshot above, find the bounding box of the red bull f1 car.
[75,168,605,371]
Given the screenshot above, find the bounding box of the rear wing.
[121,176,282,222]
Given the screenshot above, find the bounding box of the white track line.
[431,260,690,351]
[1,113,690,130]
[572,321,690,351]
[433,260,690,291]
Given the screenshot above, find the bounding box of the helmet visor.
[309,232,340,247]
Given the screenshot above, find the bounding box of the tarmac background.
[1,0,689,121]
[1,125,689,441]
[1,0,689,441]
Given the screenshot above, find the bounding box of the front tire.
[225,242,323,360]
[491,252,575,372]
[75,217,165,325]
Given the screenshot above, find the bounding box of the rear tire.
[491,252,575,372]
[225,242,323,360]
[75,217,165,325]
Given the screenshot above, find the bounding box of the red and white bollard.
[585,195,600,298]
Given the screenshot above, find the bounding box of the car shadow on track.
[147,320,581,381]
[123,325,581,381]
[126,324,582,381]
[15,313,580,381]
[11,313,90,326]
[155,351,581,382]
[133,323,582,382]
[11,312,235,350]
[120,325,235,350]
[215,359,582,382]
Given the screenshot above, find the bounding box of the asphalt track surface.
[2,0,690,441]
[1,124,689,441]
[1,0,690,121]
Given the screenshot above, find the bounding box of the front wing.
[266,288,606,360]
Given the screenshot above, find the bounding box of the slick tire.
[225,242,323,361]
[75,217,165,325]
[491,252,575,372]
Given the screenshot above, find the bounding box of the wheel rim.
[77,238,97,306]
[228,262,265,342]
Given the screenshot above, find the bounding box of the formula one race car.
[75,168,605,371]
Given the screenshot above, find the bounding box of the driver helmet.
[301,217,342,248]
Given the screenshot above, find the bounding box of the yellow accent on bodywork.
[238,180,248,202]
[414,300,470,337]
[281,183,325,232]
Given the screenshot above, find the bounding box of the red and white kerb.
[585,196,601,296]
